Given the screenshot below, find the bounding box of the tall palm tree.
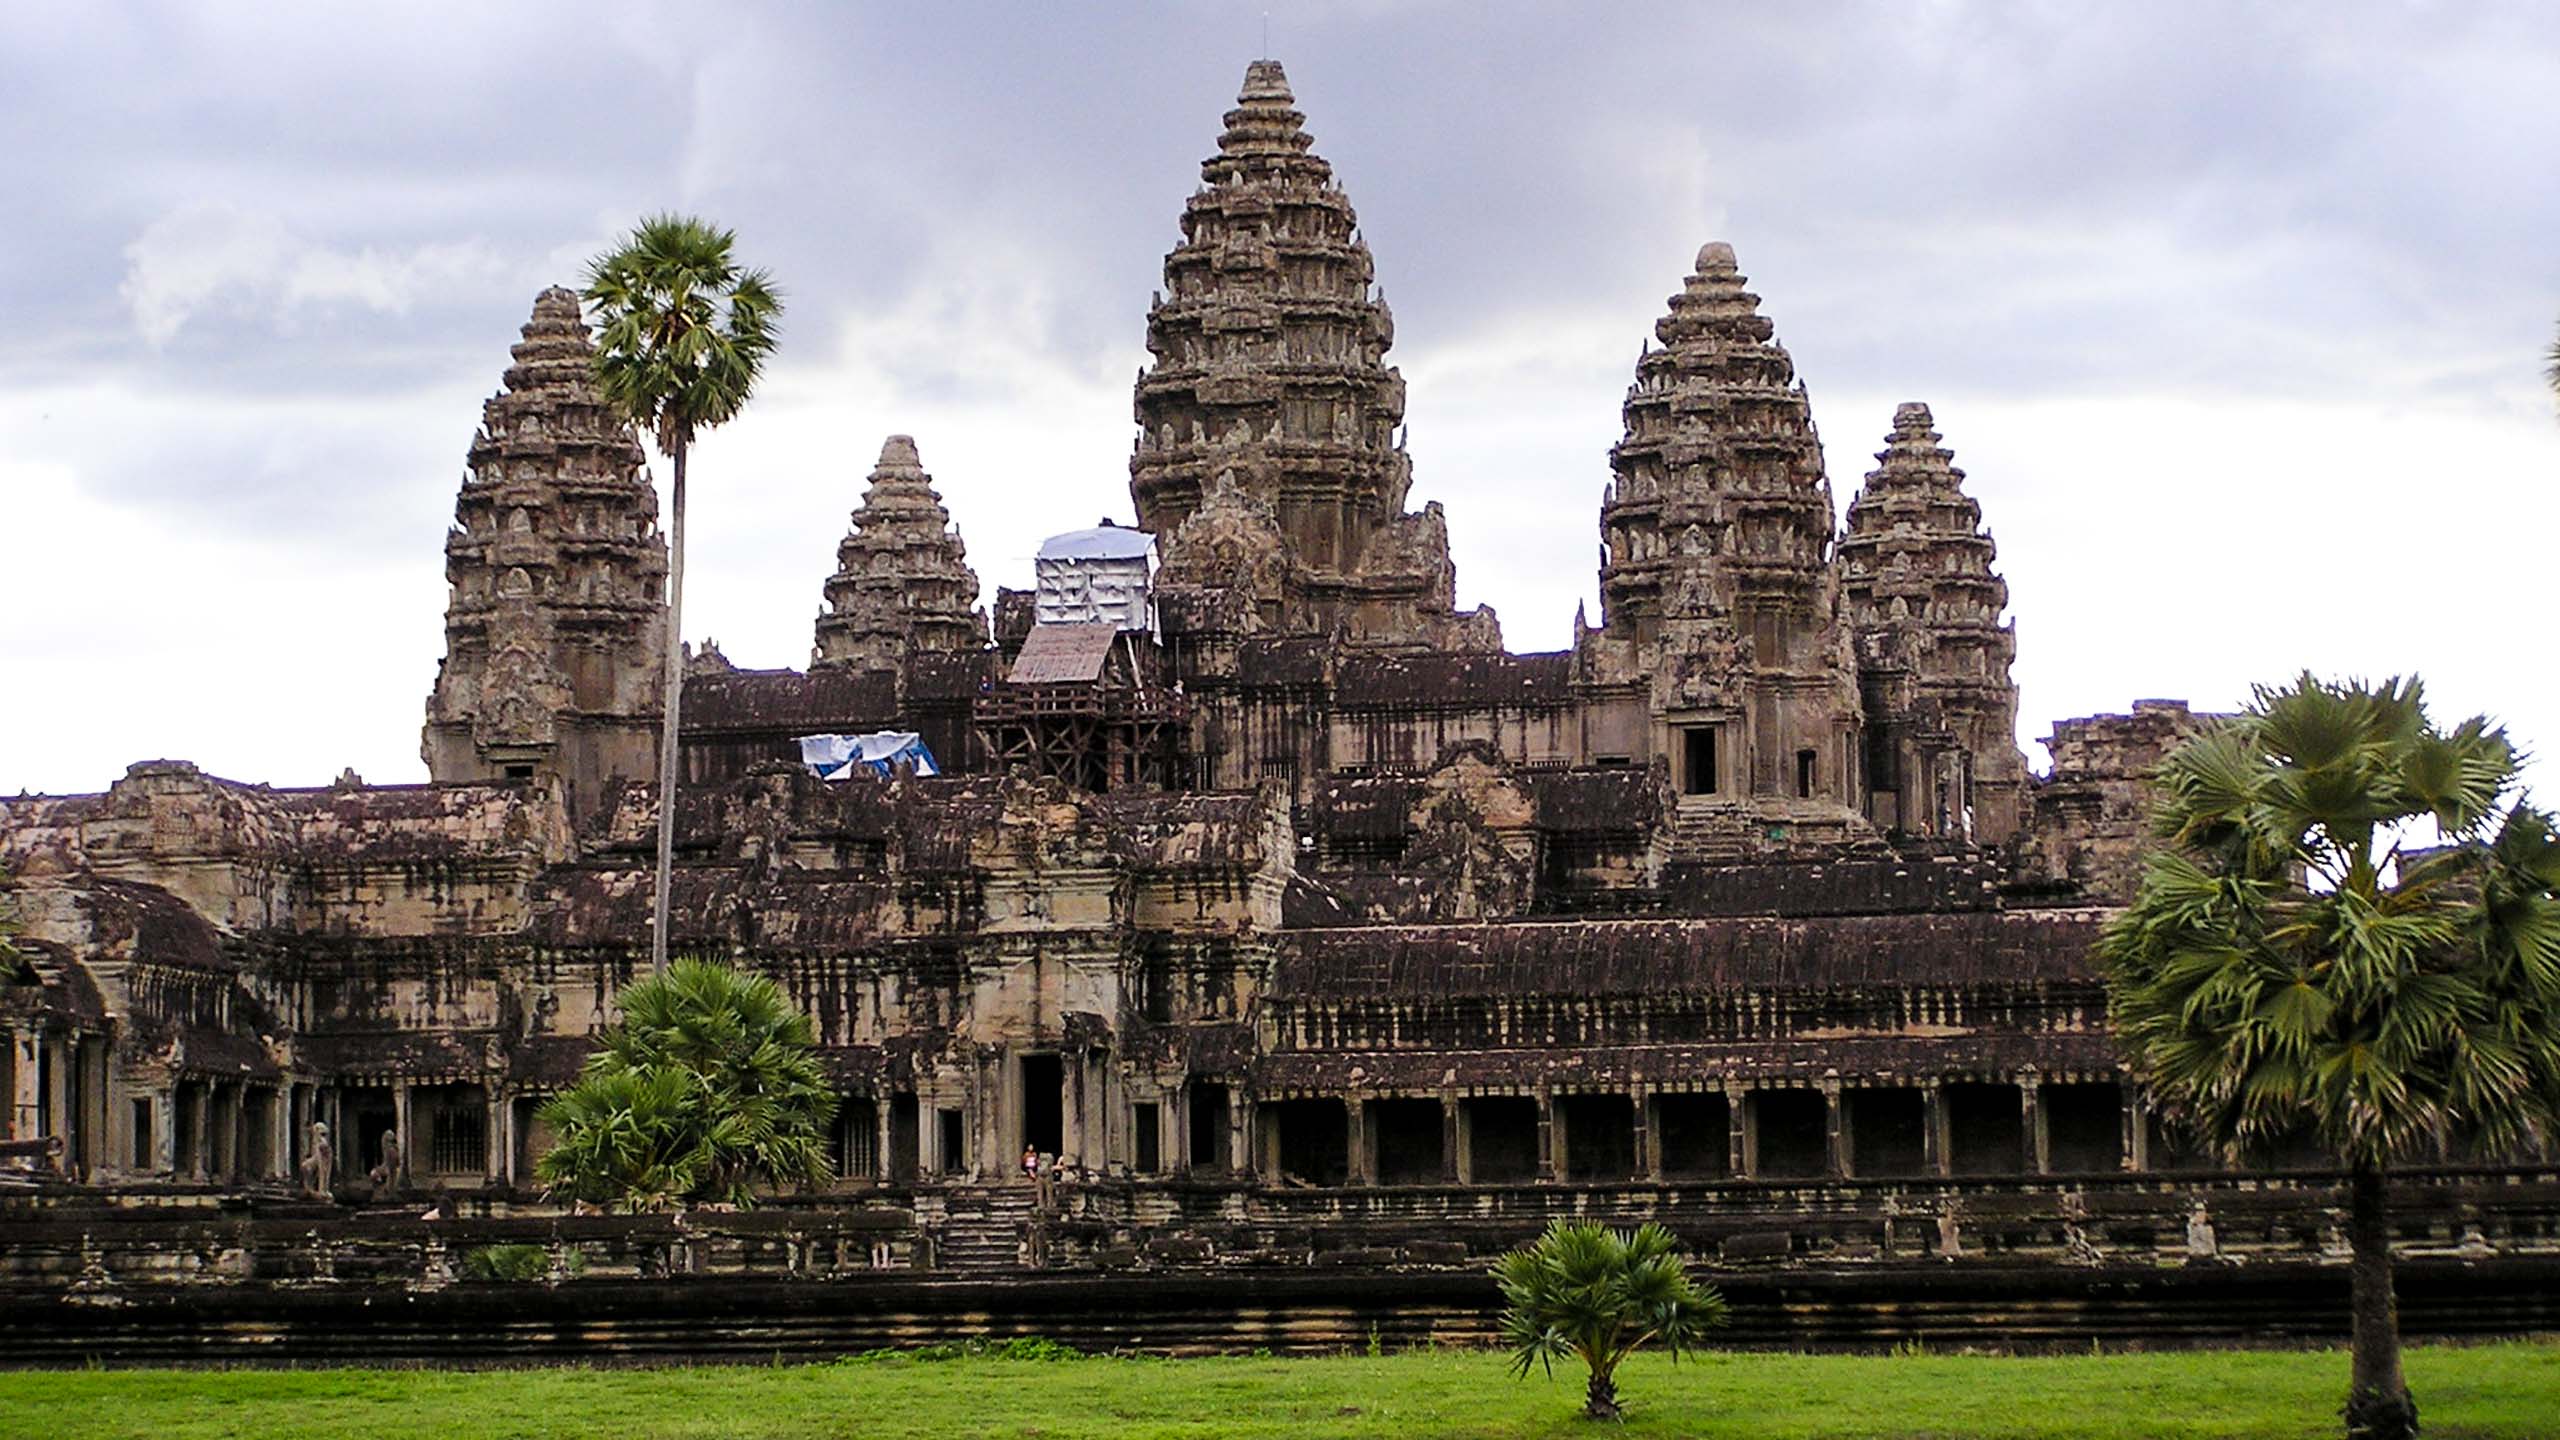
[537,958,837,1210]
[2099,674,2560,1440]
[584,216,782,974]
[1495,1220,1727,1420]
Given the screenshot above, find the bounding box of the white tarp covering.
[796,731,940,781]
[1033,524,1157,633]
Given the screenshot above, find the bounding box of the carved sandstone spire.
[811,435,986,672]
[1840,403,2026,840]
[1133,61,1475,646]
[423,287,666,817]
[1594,243,1864,825]
[1599,243,1837,638]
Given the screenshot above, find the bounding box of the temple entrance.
[1461,1096,1539,1182]
[1267,1099,1349,1185]
[1561,1095,1635,1182]
[1369,1098,1444,1185]
[1682,726,1719,796]
[1657,1093,1730,1179]
[1946,1082,2025,1175]
[1847,1088,1927,1178]
[1753,1089,1829,1179]
[1020,1054,1065,1158]
[1187,1081,1229,1172]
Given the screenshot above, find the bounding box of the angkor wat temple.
[5,62,2553,1357]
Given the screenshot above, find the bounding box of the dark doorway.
[1021,1054,1065,1157]
[937,1107,966,1175]
[1682,727,1719,796]
[1796,749,1818,799]
[2045,1083,2124,1173]
[1562,1095,1636,1181]
[888,1093,920,1179]
[1946,1083,2025,1175]
[1847,1088,1927,1178]
[1463,1096,1539,1183]
[1753,1089,1829,1179]
[1370,1098,1445,1185]
[1133,1103,1161,1174]
[1270,1098,1349,1185]
[1657,1093,1730,1179]
[1188,1081,1229,1171]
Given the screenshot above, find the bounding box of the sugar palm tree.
[2099,674,2560,1440]
[584,216,781,974]
[1496,1220,1727,1420]
[538,957,837,1210]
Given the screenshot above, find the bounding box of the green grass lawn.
[2,1342,2554,1440]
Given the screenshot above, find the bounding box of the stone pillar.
[1923,1082,1949,1178]
[2020,1074,2049,1176]
[4,1029,31,1141]
[875,1096,895,1183]
[43,1038,72,1151]
[265,1083,290,1181]
[393,1081,416,1187]
[1535,1084,1559,1183]
[1451,1093,1473,1185]
[1634,1082,1662,1182]
[1822,1075,1847,1180]
[486,1088,509,1186]
[155,1085,177,1175]
[2127,1091,2152,1174]
[1439,1083,1461,1184]
[188,1082,213,1182]
[1725,1079,1750,1180]
[1345,1095,1370,1186]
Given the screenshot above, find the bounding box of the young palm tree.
[538,958,837,1210]
[584,216,782,974]
[1495,1220,1727,1420]
[2099,674,2560,1440]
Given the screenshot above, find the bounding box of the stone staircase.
[933,1186,1038,1274]
[1667,797,1757,865]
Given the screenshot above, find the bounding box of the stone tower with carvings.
[811,434,986,675]
[1839,403,2027,841]
[421,286,665,820]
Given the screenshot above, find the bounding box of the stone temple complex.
[3,62,2553,1357]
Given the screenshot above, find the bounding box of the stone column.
[266,1083,291,1181]
[1923,1082,1949,1178]
[1535,1084,1559,1183]
[486,1088,510,1187]
[43,1038,72,1152]
[1439,1083,1461,1184]
[1725,1080,1750,1180]
[4,1028,31,1142]
[875,1096,895,1183]
[1452,1095,1475,1185]
[2127,1091,2152,1173]
[1822,1075,1847,1180]
[393,1081,416,1187]
[155,1085,177,1175]
[1634,1082,1661,1182]
[1344,1095,1370,1186]
[188,1082,213,1182]
[2020,1074,2049,1176]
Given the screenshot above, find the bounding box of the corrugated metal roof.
[1036,525,1157,560]
[1007,622,1121,683]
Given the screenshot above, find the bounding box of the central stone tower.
[422,287,665,821]
[1132,60,1487,649]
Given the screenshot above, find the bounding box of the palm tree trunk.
[649,439,688,976]
[2343,1159,2417,1440]
[1583,1365,1619,1421]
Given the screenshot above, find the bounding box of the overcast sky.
[5,1,2556,802]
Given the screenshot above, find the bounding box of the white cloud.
[119,202,509,347]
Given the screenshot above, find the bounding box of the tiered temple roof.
[1839,404,2027,839]
[1132,60,1479,647]
[812,434,986,673]
[421,287,664,817]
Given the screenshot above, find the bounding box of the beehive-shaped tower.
[1591,244,1865,828]
[1133,61,1483,648]
[1839,403,2026,840]
[422,287,665,819]
[811,435,986,674]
